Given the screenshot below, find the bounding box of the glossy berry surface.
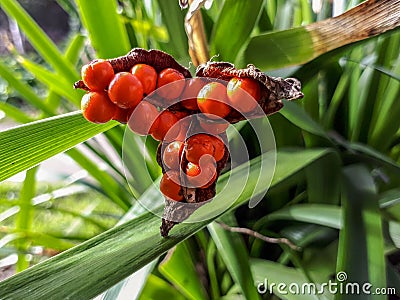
[81,92,117,124]
[113,107,132,124]
[198,117,229,135]
[162,141,183,170]
[81,59,114,92]
[197,82,231,119]
[151,110,180,141]
[185,134,216,164]
[181,78,206,110]
[130,64,158,95]
[185,159,217,189]
[127,101,159,135]
[156,68,186,100]
[160,171,183,201]
[108,72,144,109]
[226,77,260,113]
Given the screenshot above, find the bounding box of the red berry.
[181,78,206,110]
[185,134,215,164]
[226,77,260,113]
[185,157,217,188]
[108,72,144,109]
[113,107,132,124]
[81,91,117,124]
[198,117,229,135]
[131,64,157,95]
[81,59,114,91]
[156,68,185,100]
[162,141,184,170]
[151,110,180,141]
[160,171,183,201]
[127,101,159,135]
[197,82,231,119]
[185,133,225,164]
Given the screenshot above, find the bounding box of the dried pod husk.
[157,134,229,237]
[195,62,303,123]
[74,48,192,90]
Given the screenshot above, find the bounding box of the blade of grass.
[250,258,332,300]
[0,112,117,182]
[0,102,34,123]
[0,0,78,81]
[158,242,208,300]
[0,149,331,299]
[265,204,342,229]
[155,0,189,60]
[336,164,386,300]
[210,0,263,63]
[17,57,82,106]
[0,62,54,116]
[208,213,260,300]
[15,166,38,272]
[75,0,130,58]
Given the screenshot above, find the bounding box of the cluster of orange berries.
[79,58,262,201]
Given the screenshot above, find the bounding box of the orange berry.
[127,101,159,135]
[156,68,185,100]
[198,117,229,135]
[226,77,260,113]
[162,141,184,170]
[113,107,133,124]
[209,135,225,162]
[108,72,144,109]
[185,134,215,164]
[81,59,114,91]
[197,82,231,119]
[181,78,206,110]
[151,110,180,141]
[185,159,217,189]
[81,91,117,124]
[160,171,183,201]
[131,64,158,95]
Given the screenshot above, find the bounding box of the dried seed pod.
[74,48,192,91]
[157,132,229,237]
[196,62,303,123]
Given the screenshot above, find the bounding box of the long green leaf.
[244,0,400,70]
[210,0,264,63]
[0,0,78,81]
[208,214,260,300]
[158,242,208,300]
[75,0,130,58]
[336,164,386,300]
[0,112,116,182]
[0,149,330,299]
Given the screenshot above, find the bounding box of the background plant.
[0,0,399,299]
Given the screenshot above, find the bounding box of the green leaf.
[0,62,54,116]
[0,0,78,81]
[139,274,186,300]
[210,0,264,63]
[0,112,116,182]
[158,242,208,300]
[336,164,386,300]
[266,204,342,229]
[155,0,188,60]
[208,214,260,300]
[75,0,130,58]
[250,258,332,300]
[244,27,314,70]
[15,166,38,272]
[0,148,330,299]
